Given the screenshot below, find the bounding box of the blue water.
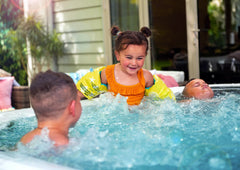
[1,90,240,170]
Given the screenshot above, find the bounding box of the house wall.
[53,0,106,72]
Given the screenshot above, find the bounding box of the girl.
[101,26,154,105]
[77,26,175,105]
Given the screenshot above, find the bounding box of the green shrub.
[0,0,27,85]
[1,1,64,84]
[7,15,64,80]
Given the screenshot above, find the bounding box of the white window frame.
[139,0,151,70]
[102,0,113,66]
[185,0,200,79]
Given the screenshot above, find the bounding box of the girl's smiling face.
[115,44,147,75]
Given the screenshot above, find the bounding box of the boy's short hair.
[183,78,196,86]
[30,70,77,121]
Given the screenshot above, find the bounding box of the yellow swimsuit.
[105,65,145,105]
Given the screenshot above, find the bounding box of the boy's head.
[30,70,81,124]
[111,26,151,55]
[182,78,214,100]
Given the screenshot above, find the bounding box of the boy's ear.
[69,100,76,116]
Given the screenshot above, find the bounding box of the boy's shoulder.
[20,129,40,145]
[20,128,69,146]
[49,131,69,146]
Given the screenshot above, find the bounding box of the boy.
[20,70,82,146]
[182,78,214,100]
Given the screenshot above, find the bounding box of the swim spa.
[1,84,240,170]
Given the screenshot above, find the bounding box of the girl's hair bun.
[111,26,121,36]
[140,27,151,37]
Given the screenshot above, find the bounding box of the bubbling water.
[1,91,240,169]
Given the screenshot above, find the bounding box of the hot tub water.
[0,88,240,169]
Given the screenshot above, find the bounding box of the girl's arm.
[100,68,108,85]
[143,69,154,88]
[76,66,107,99]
